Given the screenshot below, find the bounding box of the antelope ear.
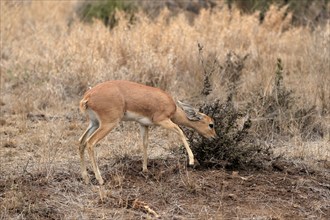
[177,101,203,121]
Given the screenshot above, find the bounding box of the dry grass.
[1,1,329,219]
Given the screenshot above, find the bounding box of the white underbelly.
[122,111,154,126]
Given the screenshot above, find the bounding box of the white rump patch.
[123,111,153,126]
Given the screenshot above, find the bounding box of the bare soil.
[1,152,329,219]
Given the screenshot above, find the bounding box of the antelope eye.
[209,123,214,129]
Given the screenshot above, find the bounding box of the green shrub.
[76,0,329,27]
[227,0,330,25]
[76,0,136,28]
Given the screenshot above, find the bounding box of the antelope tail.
[79,99,88,113]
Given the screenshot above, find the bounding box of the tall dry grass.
[1,1,329,168]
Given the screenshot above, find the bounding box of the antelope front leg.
[157,119,195,166]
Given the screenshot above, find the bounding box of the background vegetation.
[77,0,329,27]
[1,0,329,219]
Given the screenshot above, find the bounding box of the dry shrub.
[250,58,326,141]
[191,99,270,170]
[185,49,272,170]
[186,49,327,169]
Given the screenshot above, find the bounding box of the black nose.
[208,135,218,141]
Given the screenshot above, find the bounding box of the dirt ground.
[1,158,329,219]
[0,113,329,219]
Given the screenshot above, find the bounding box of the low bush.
[184,48,272,169]
[250,59,325,140]
[185,48,326,170]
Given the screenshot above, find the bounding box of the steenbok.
[79,80,217,185]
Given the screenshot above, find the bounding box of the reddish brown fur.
[79,80,217,185]
[81,80,176,123]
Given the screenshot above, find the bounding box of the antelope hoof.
[83,176,90,184]
[188,160,200,169]
[98,178,104,185]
